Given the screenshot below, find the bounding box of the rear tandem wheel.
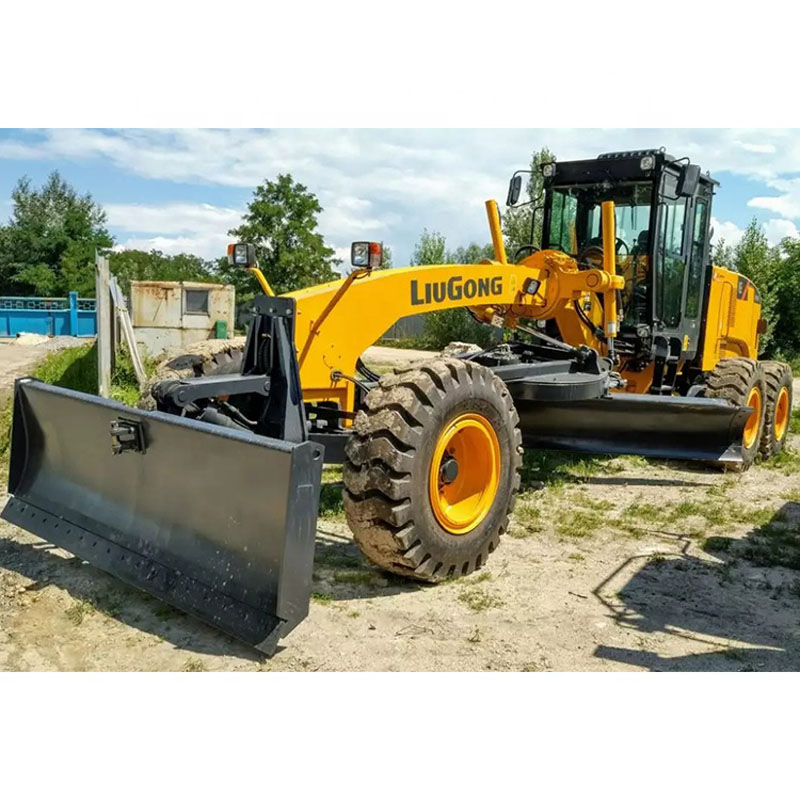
[705,357,767,469]
[760,361,794,459]
[343,358,522,582]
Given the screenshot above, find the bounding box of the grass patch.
[318,465,345,519]
[457,585,503,611]
[333,570,376,586]
[315,549,364,569]
[790,407,800,436]
[555,509,605,538]
[65,599,96,626]
[520,449,623,489]
[31,341,148,407]
[568,552,585,562]
[573,495,615,512]
[0,398,12,461]
[762,446,800,475]
[741,522,800,570]
[182,658,206,672]
[311,592,333,605]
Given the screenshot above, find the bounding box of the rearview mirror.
[677,163,701,197]
[507,175,522,207]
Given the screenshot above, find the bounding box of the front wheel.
[343,358,522,582]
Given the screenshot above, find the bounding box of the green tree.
[447,243,496,264]
[733,218,781,354]
[223,174,340,298]
[411,229,446,267]
[770,236,800,357]
[502,146,556,260]
[0,172,113,295]
[410,229,495,349]
[712,237,734,269]
[109,249,217,296]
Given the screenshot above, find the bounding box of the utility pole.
[95,251,112,398]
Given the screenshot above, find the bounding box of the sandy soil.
[0,336,87,398]
[1,340,798,672]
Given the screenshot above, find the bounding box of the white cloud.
[114,233,231,260]
[762,218,799,244]
[735,140,776,154]
[6,128,800,264]
[105,202,242,235]
[709,216,795,250]
[748,177,800,220]
[107,203,243,259]
[710,217,745,248]
[5,128,800,187]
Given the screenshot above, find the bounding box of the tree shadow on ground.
[592,501,800,671]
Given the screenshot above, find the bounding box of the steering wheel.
[576,245,605,269]
[514,244,540,261]
[577,239,629,268]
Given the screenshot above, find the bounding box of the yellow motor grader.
[2,148,793,653]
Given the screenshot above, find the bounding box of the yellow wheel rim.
[774,385,790,442]
[428,413,501,535]
[743,385,763,450]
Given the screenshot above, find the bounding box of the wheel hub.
[439,456,459,485]
[743,385,763,450]
[428,413,501,535]
[775,385,790,442]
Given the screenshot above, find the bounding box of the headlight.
[640,155,655,170]
[542,162,556,178]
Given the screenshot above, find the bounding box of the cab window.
[685,199,708,319]
[656,181,687,328]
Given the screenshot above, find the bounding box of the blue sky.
[1,129,799,268]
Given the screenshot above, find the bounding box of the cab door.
[654,169,690,349]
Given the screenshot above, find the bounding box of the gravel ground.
[0,338,798,671]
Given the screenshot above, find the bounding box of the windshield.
[545,181,655,328]
[546,181,653,257]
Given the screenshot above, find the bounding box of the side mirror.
[506,175,523,207]
[677,163,701,197]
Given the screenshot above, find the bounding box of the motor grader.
[2,148,793,653]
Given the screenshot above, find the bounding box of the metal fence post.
[95,253,112,398]
[68,291,78,335]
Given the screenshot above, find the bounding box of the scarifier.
[2,148,792,653]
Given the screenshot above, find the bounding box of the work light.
[542,162,556,178]
[640,155,655,170]
[351,241,383,269]
[227,243,256,268]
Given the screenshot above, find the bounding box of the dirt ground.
[0,336,86,396]
[1,339,799,672]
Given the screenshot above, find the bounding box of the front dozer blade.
[513,392,752,463]
[1,379,323,655]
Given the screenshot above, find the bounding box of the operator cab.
[508,148,717,365]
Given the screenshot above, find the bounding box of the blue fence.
[0,292,97,338]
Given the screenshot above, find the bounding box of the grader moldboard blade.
[511,390,752,464]
[1,378,323,655]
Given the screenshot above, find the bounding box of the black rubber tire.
[760,361,793,459]
[705,357,766,469]
[203,346,243,376]
[343,358,522,582]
